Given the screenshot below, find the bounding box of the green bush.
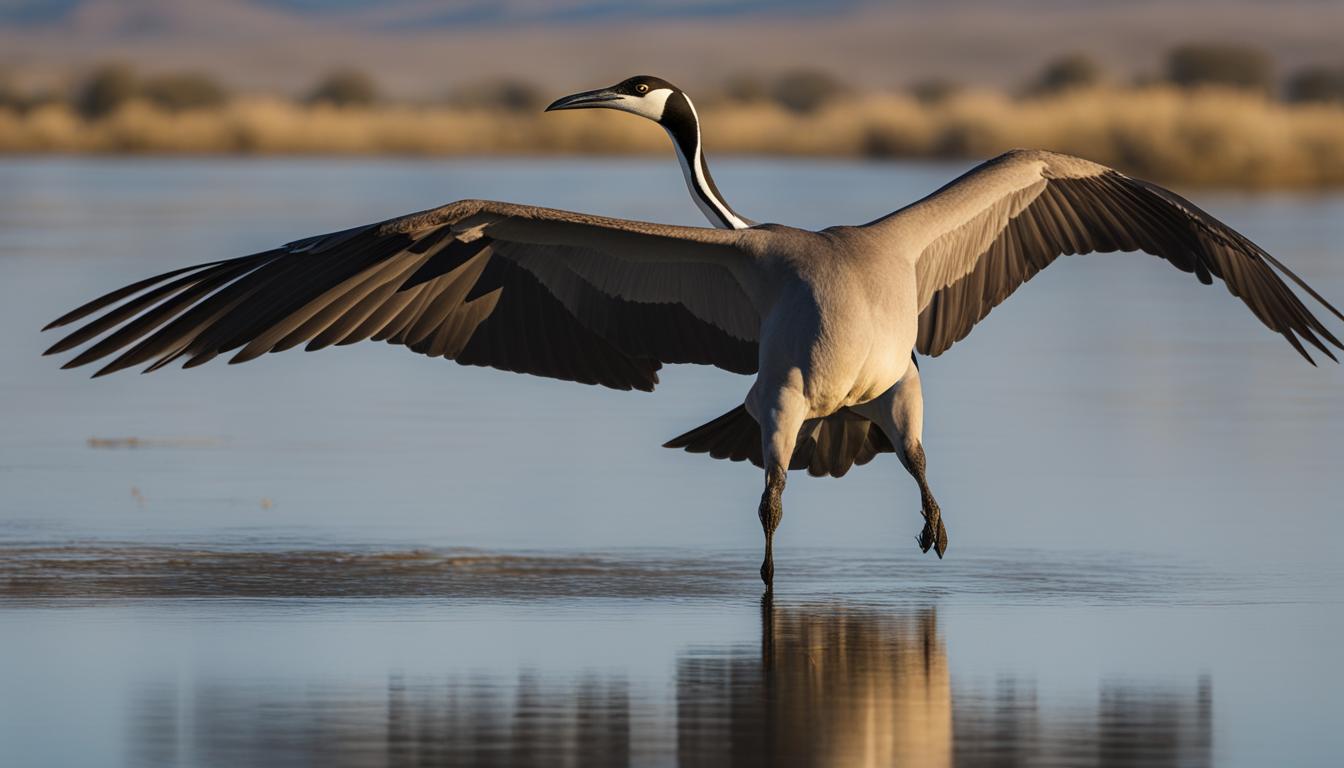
[907,79,963,105]
[307,69,379,107]
[1285,66,1344,104]
[1029,53,1105,95]
[75,63,138,119]
[721,74,771,104]
[449,78,543,112]
[0,72,20,111]
[1166,44,1273,92]
[770,69,849,114]
[142,72,228,111]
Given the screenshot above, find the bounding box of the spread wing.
[870,150,1343,361]
[43,199,765,391]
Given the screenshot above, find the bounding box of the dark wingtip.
[43,332,92,356]
[181,351,219,369]
[228,348,264,365]
[1283,331,1315,366]
[39,262,215,333]
[1259,250,1344,325]
[43,308,95,332]
[90,353,145,378]
[141,354,179,374]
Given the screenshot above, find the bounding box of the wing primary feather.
[403,246,494,348]
[44,264,231,356]
[101,264,285,376]
[63,257,276,372]
[270,256,422,353]
[344,284,425,345]
[228,236,413,362]
[308,273,415,351]
[42,260,228,331]
[379,289,431,345]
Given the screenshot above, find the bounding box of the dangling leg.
[905,441,947,558]
[758,465,786,587]
[750,384,808,589]
[854,355,948,558]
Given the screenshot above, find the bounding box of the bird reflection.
[127,599,1213,767]
[677,596,952,767]
[675,596,1213,767]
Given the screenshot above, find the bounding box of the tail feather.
[663,404,762,465]
[663,405,895,479]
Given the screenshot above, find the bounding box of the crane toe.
[917,500,948,558]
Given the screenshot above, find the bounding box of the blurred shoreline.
[4,86,1344,189]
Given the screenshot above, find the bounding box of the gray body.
[749,225,917,420]
[44,79,1343,588]
[735,225,938,579]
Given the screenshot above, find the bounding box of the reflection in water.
[126,598,1212,767]
[132,672,638,768]
[678,599,951,766]
[678,599,1212,767]
[953,676,1213,767]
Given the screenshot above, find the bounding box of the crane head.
[545,76,681,122]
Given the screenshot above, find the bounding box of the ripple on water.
[0,541,1306,607]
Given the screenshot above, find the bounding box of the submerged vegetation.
[3,46,1344,188]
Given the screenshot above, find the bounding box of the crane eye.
[635,83,649,94]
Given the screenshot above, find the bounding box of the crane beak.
[545,88,624,112]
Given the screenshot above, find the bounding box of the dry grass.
[3,87,1344,187]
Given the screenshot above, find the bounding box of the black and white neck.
[653,91,753,231]
[544,76,754,230]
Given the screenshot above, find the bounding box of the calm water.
[1,158,1342,766]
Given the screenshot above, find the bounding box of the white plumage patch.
[611,88,674,121]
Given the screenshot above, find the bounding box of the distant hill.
[2,0,858,26]
[2,0,1340,97]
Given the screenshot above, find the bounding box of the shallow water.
[1,158,1342,766]
[2,542,1339,767]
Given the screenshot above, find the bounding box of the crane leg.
[905,442,947,557]
[752,385,807,589]
[758,465,786,588]
[853,356,948,558]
